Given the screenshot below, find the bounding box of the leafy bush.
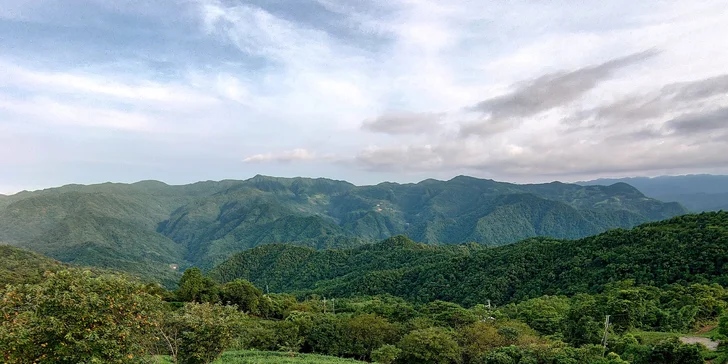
[0,269,163,363]
[371,345,401,364]
[397,327,461,364]
[163,302,246,364]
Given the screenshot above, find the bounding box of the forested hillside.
[211,211,728,306]
[0,175,686,284]
[580,175,728,212]
[4,213,728,363]
[0,245,63,286]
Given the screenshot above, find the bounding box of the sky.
[1,0,727,194]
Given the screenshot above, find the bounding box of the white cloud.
[0,96,152,131]
[2,0,728,190]
[243,149,317,163]
[0,62,219,109]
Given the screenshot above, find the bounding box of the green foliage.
[0,269,163,363]
[345,314,400,359]
[397,327,462,364]
[421,300,478,328]
[211,212,728,306]
[501,295,569,336]
[646,337,703,364]
[222,279,263,314]
[167,302,247,364]
[0,245,63,286]
[176,268,219,303]
[719,315,728,337]
[210,350,366,363]
[371,345,401,364]
[455,320,540,363]
[258,293,299,319]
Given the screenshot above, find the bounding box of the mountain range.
[580,174,728,212]
[0,175,687,286]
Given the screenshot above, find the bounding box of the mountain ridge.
[0,175,688,285]
[579,174,728,212]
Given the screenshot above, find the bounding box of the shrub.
[162,302,246,364]
[398,327,461,364]
[0,269,163,363]
[372,344,401,364]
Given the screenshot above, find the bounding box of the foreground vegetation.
[158,350,367,363]
[3,264,725,363]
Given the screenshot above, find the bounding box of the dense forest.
[210,212,728,305]
[0,176,686,285]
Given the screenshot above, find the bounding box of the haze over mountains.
[580,175,728,212]
[0,175,688,286]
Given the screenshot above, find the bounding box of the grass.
[212,351,366,363]
[630,330,682,345]
[153,351,366,363]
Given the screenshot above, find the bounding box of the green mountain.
[0,175,687,285]
[580,174,728,212]
[210,211,728,306]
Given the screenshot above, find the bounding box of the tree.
[457,322,505,362]
[221,279,262,314]
[0,269,163,363]
[398,327,461,364]
[648,338,703,364]
[345,314,399,360]
[302,313,347,356]
[168,302,246,364]
[718,314,728,337]
[421,300,478,328]
[176,268,219,303]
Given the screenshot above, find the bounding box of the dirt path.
[680,336,720,351]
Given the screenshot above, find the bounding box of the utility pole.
[602,315,610,356]
[323,297,327,313]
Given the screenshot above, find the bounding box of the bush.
[162,302,246,364]
[398,327,461,364]
[372,344,401,364]
[0,269,163,363]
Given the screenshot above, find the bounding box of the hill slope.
[210,211,728,306]
[580,174,728,212]
[0,245,63,286]
[0,175,687,283]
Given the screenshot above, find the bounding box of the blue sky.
[1,0,727,193]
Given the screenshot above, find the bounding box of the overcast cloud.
[1,0,728,193]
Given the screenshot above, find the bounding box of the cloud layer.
[1,0,728,192]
